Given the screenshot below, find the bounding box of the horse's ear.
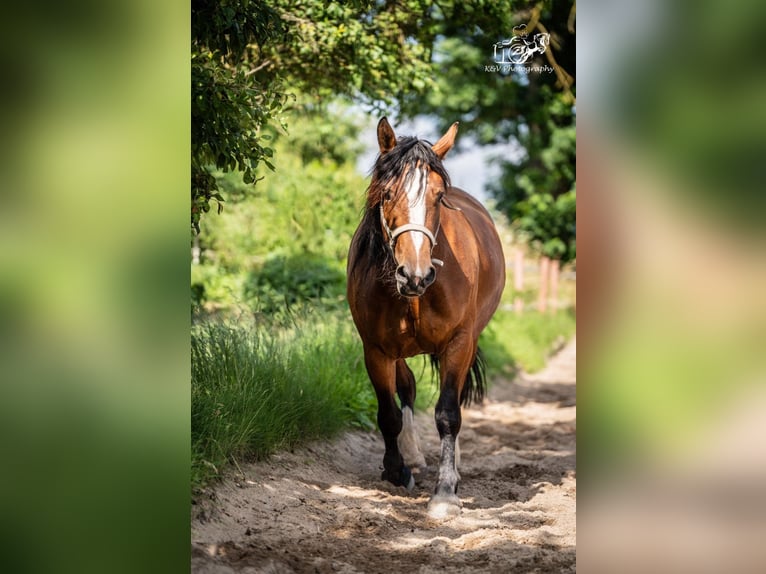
[432,122,459,159]
[377,117,397,154]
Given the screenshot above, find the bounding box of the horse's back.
[444,187,506,329]
[447,187,496,226]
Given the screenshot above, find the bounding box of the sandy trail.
[192,339,576,573]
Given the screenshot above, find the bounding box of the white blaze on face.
[405,168,428,272]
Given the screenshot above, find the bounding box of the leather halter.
[380,206,444,267]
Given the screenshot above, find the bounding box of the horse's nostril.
[395,265,408,281]
[424,266,436,286]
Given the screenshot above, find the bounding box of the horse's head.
[372,118,458,297]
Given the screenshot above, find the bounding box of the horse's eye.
[383,189,392,202]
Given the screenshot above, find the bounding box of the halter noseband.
[380,206,444,267]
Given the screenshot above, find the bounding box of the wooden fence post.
[538,256,550,312]
[549,258,560,312]
[514,248,524,313]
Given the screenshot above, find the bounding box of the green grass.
[408,307,576,410]
[480,307,576,376]
[191,305,575,488]
[191,311,376,488]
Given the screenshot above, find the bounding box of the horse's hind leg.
[395,360,426,471]
[364,348,414,490]
[428,336,474,519]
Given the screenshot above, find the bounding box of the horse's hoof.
[427,493,462,519]
[381,465,414,491]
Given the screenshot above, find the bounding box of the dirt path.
[192,339,576,573]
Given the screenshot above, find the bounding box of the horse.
[347,118,506,518]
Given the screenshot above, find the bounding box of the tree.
[192,0,577,258]
[192,106,370,312]
[191,0,441,233]
[400,0,576,263]
[191,0,288,233]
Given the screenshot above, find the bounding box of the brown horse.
[347,118,506,518]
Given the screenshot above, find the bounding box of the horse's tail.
[429,348,487,407]
[462,349,488,406]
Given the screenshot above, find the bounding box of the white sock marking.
[398,406,426,469]
[455,435,461,481]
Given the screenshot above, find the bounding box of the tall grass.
[191,311,376,487]
[480,307,576,375]
[191,305,576,488]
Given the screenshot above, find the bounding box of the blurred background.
[578,0,766,571]
[0,1,190,573]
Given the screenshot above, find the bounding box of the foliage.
[260,0,437,104]
[514,186,576,261]
[191,0,444,232]
[493,92,576,262]
[191,0,289,232]
[244,254,345,314]
[192,107,366,312]
[400,0,577,263]
[191,313,377,487]
[192,0,577,264]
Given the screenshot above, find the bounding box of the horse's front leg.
[428,334,474,518]
[364,347,414,490]
[395,359,427,472]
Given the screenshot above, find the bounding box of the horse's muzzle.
[395,264,436,297]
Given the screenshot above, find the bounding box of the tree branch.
[536,21,575,104]
[245,60,273,76]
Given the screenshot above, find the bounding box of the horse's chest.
[384,300,451,356]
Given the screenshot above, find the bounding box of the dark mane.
[349,136,452,283]
[366,136,451,209]
[349,206,396,285]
